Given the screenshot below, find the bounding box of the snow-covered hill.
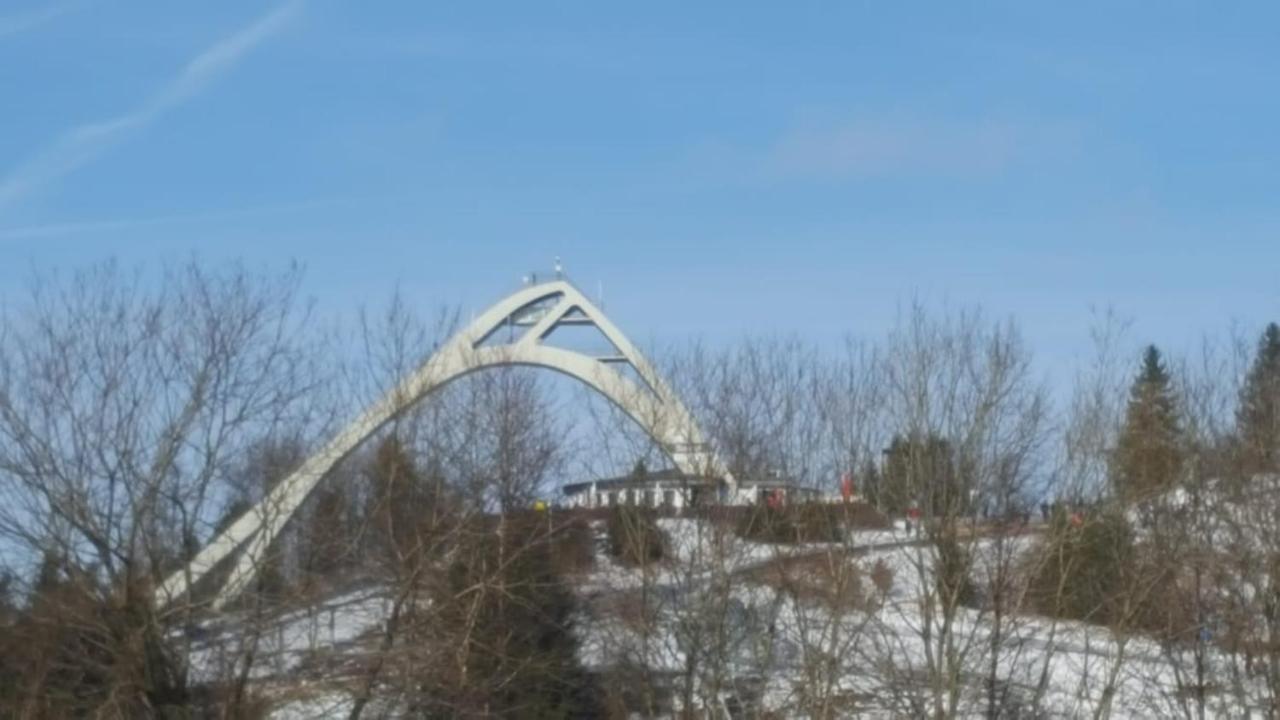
[197,513,1277,718]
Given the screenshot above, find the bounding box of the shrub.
[870,558,895,598]
[934,532,978,608]
[606,506,667,566]
[735,504,847,544]
[839,501,893,530]
[550,516,596,574]
[1028,509,1136,625]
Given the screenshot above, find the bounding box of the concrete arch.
[159,279,725,609]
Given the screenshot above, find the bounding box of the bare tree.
[0,260,325,716]
[865,303,1049,719]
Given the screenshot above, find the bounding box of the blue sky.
[2,1,1279,392]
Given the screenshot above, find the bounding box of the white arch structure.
[159,278,726,609]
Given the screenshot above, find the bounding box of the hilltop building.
[560,467,823,509]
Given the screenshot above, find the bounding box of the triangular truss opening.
[472,293,564,349]
[538,306,626,361]
[559,306,590,323]
[538,306,664,401]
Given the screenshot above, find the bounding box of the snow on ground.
[580,516,910,595]
[188,587,391,684]
[579,520,1272,717]
[266,690,355,719]
[197,515,1275,717]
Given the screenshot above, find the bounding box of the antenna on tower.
[554,256,563,279]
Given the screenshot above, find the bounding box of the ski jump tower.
[160,274,727,609]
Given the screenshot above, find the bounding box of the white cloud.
[0,1,303,212]
[767,116,1066,180]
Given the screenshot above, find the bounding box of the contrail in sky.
[0,1,303,212]
[0,3,77,38]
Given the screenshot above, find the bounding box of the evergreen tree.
[0,571,13,623]
[881,434,968,516]
[1113,345,1184,501]
[1030,509,1136,625]
[366,436,439,564]
[860,457,883,511]
[32,550,64,598]
[0,572,14,704]
[630,458,649,482]
[300,482,351,585]
[429,516,602,717]
[1238,322,1280,476]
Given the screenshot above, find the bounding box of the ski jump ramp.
[159,278,725,609]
